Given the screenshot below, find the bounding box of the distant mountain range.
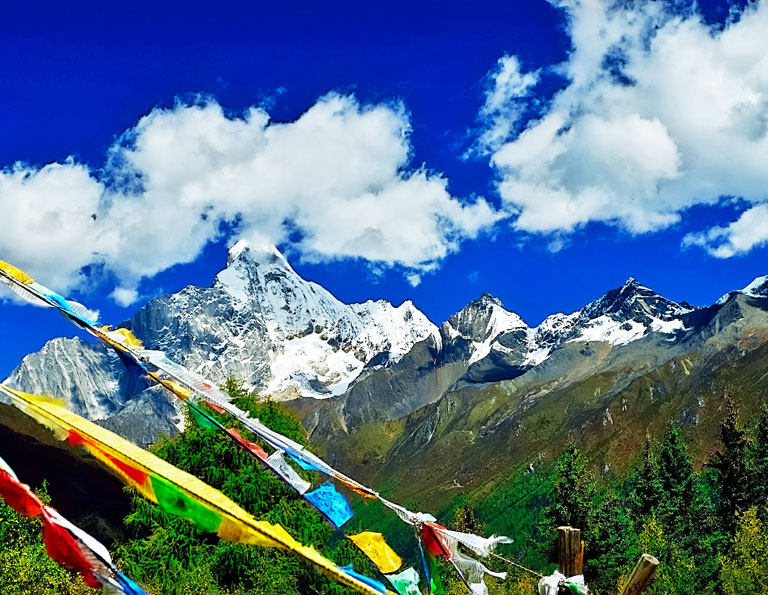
[4,242,768,506]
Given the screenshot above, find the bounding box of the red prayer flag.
[41,511,100,588]
[207,401,226,414]
[0,469,44,517]
[421,522,452,559]
[227,428,269,460]
[68,429,149,485]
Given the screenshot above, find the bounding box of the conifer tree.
[708,394,749,537]
[585,492,639,593]
[550,442,596,532]
[655,422,720,590]
[655,422,696,543]
[631,433,662,521]
[748,404,768,510]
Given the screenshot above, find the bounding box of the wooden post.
[619,554,659,595]
[557,526,584,577]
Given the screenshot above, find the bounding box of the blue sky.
[1,0,767,376]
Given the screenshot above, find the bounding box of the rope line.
[490,552,544,579]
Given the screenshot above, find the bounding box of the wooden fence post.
[619,554,659,595]
[557,526,584,577]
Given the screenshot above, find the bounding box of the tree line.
[513,394,768,594]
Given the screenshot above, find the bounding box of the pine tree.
[585,492,639,593]
[748,404,768,510]
[654,422,721,591]
[708,394,749,537]
[550,442,596,532]
[631,433,662,521]
[655,422,696,543]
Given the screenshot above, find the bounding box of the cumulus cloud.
[1,94,500,303]
[0,161,104,291]
[683,204,768,257]
[480,0,768,252]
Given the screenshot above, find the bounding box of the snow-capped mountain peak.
[228,238,271,264]
[446,293,527,342]
[442,279,697,375]
[567,278,692,347]
[581,277,691,321]
[216,241,352,335]
[127,241,440,400]
[741,275,768,300]
[717,275,768,305]
[443,293,529,367]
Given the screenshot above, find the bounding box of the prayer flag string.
[0,384,393,595]
[0,259,512,594]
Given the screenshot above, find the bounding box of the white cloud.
[481,0,768,252]
[0,161,104,291]
[406,272,422,287]
[110,287,140,307]
[477,55,540,152]
[0,94,500,303]
[683,204,768,257]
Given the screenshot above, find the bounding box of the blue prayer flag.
[340,564,387,595]
[285,447,323,471]
[304,482,353,527]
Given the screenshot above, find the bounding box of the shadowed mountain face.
[0,402,132,543]
[4,245,768,506]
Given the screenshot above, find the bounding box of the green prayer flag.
[386,567,421,595]
[426,554,445,594]
[151,475,223,533]
[187,402,221,431]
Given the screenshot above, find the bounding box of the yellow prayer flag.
[349,531,403,574]
[0,260,34,284]
[99,326,144,349]
[0,384,393,595]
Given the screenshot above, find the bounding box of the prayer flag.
[348,531,402,574]
[305,482,354,528]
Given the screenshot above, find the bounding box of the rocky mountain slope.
[311,287,768,507]
[3,244,768,509]
[297,276,697,435]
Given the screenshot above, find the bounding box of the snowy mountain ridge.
[127,240,440,400]
[718,275,768,305]
[4,240,768,449]
[446,277,697,375]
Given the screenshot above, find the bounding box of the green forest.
[3,382,768,595]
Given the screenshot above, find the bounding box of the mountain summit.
[718,274,768,304]
[4,244,767,459]
[439,277,694,383]
[129,240,440,401]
